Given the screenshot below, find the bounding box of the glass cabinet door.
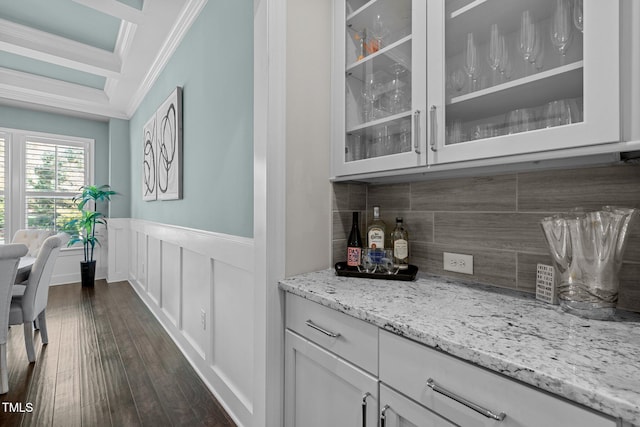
[332,0,426,177]
[427,0,620,165]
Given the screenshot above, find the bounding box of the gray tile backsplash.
[332,164,640,313]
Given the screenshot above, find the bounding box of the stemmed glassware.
[550,0,573,59]
[464,33,479,92]
[532,23,545,72]
[520,11,537,75]
[362,73,380,122]
[573,0,584,32]
[389,62,407,114]
[450,68,466,93]
[488,24,502,86]
[498,36,512,81]
[370,13,390,52]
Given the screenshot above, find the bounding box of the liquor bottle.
[346,212,363,267]
[367,206,386,249]
[391,217,409,270]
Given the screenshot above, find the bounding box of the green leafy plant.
[64,184,116,263]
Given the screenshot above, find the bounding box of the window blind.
[24,141,86,231]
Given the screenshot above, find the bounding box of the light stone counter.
[279,269,640,425]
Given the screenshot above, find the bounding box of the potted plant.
[65,184,116,287]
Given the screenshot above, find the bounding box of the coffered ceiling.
[0,0,207,121]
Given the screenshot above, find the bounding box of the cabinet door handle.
[426,378,506,421]
[414,110,421,154]
[305,320,341,338]
[380,404,390,427]
[362,392,371,427]
[429,105,437,152]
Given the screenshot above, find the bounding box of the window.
[0,128,93,244]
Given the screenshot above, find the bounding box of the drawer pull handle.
[380,404,390,427]
[429,105,437,152]
[362,392,371,427]
[305,320,341,338]
[414,110,421,154]
[426,378,506,421]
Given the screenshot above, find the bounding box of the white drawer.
[286,293,378,375]
[379,330,616,427]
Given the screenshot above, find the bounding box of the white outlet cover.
[443,252,474,275]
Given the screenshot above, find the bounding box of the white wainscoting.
[107,218,255,427]
[51,228,107,286]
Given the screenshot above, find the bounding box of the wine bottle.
[367,206,386,249]
[347,212,363,267]
[391,217,409,270]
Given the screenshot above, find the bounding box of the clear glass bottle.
[391,217,409,270]
[347,212,363,267]
[367,206,386,249]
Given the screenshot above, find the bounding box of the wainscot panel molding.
[52,229,107,286]
[108,218,255,427]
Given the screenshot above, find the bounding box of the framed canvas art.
[142,114,157,201]
[142,86,183,201]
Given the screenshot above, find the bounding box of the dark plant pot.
[81,260,96,287]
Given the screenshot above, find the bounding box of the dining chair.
[9,235,61,364]
[11,229,54,258]
[0,243,29,394]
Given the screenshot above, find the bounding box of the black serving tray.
[334,262,418,281]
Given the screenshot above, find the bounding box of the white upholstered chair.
[11,229,54,284]
[9,235,61,363]
[0,243,29,394]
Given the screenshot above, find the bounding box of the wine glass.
[370,13,390,52]
[362,73,380,122]
[488,24,503,86]
[573,0,583,33]
[520,11,536,75]
[451,68,466,93]
[498,36,512,81]
[464,33,479,92]
[550,0,573,58]
[389,63,407,114]
[532,23,545,72]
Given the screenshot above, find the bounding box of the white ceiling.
[0,0,207,121]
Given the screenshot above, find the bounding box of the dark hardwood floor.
[1,280,236,427]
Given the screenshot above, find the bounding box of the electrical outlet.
[443,252,473,275]
[200,309,206,330]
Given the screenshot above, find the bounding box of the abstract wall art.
[142,114,157,201]
[142,87,183,201]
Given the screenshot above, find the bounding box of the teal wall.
[0,104,109,187]
[108,118,131,218]
[129,0,254,237]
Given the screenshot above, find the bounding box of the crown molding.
[0,18,121,77]
[126,0,208,117]
[0,68,127,119]
[104,21,138,100]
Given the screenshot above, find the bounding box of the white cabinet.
[332,0,624,178]
[332,0,428,176]
[379,330,617,427]
[427,0,620,165]
[380,384,455,427]
[284,331,379,427]
[283,292,620,426]
[284,293,379,427]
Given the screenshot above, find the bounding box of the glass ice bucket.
[540,206,638,320]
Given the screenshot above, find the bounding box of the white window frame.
[0,126,94,243]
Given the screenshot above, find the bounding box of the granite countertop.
[279,269,640,425]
